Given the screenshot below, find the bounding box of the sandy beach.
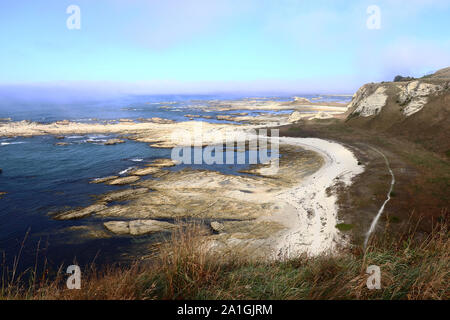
[269,137,364,258]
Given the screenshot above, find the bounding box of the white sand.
[267,137,364,258]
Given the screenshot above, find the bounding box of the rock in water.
[216,115,234,121]
[56,120,70,125]
[90,176,119,184]
[103,221,130,234]
[293,96,311,103]
[145,158,178,168]
[104,139,125,145]
[130,167,160,176]
[53,203,108,220]
[100,188,149,202]
[104,219,176,235]
[149,117,175,124]
[107,176,140,185]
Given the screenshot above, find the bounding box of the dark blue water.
[0,93,351,273]
[0,135,270,271]
[0,134,172,269]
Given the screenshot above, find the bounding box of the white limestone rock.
[350,86,387,117]
[399,81,444,117]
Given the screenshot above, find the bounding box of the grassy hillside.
[345,68,450,156]
[427,67,450,80]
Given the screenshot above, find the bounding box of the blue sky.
[0,0,449,94]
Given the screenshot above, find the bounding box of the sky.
[0,0,449,95]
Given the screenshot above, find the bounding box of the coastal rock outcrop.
[100,188,149,202]
[348,68,450,119]
[104,138,125,145]
[148,117,175,124]
[348,85,388,117]
[397,80,445,116]
[345,67,450,155]
[53,203,108,220]
[107,176,140,185]
[104,219,176,235]
[90,176,119,184]
[145,158,178,167]
[216,115,234,121]
[130,167,160,176]
[56,120,70,125]
[293,96,311,103]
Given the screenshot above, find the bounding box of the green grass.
[335,223,354,231]
[384,215,401,224]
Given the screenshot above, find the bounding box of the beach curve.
[265,137,364,258]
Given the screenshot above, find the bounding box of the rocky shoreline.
[46,138,361,259]
[1,97,362,259]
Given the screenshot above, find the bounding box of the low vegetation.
[1,218,448,300]
[393,75,416,82]
[335,223,354,231]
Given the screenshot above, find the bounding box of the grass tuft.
[1,220,448,300]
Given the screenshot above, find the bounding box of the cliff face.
[345,68,450,155]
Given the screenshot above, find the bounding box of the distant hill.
[427,67,450,79]
[345,67,450,155]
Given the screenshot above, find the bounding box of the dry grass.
[1,220,448,300]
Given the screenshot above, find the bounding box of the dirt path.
[364,146,396,247]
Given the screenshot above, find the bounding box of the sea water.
[0,93,351,272]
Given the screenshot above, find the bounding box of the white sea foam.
[130,158,144,162]
[119,167,135,175]
[84,139,108,144]
[1,142,26,146]
[88,134,109,139]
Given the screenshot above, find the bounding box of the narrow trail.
[364,147,395,248]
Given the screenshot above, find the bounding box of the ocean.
[0,93,351,272]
